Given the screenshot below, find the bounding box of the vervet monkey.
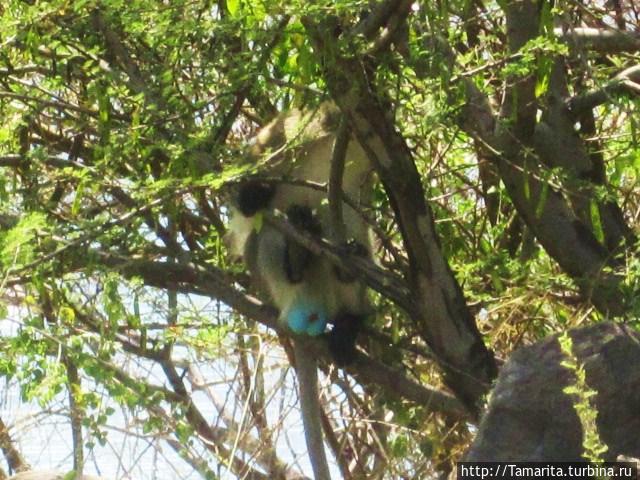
[226,102,374,365]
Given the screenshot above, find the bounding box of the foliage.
[559,332,609,463]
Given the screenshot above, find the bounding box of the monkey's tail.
[293,339,332,480]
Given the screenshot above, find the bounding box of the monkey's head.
[223,178,276,260]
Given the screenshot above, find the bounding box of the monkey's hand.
[335,239,369,283]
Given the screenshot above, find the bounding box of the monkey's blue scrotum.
[287,302,328,336]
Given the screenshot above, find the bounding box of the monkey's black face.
[236,180,276,216]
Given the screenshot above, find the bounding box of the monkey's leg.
[284,204,322,283]
[327,241,368,364]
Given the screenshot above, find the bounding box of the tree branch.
[555,27,640,53]
[303,16,497,414]
[0,417,29,474]
[568,65,640,116]
[294,340,332,480]
[420,15,628,316]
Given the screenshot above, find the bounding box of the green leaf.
[590,201,605,245]
[71,174,88,216]
[1,212,48,269]
[534,178,549,219]
[535,56,552,98]
[227,0,241,17]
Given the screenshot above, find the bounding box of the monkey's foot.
[286,204,322,235]
[328,313,364,366]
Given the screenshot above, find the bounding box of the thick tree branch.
[303,18,497,414]
[0,418,29,474]
[420,9,628,316]
[90,254,467,418]
[555,27,640,53]
[264,211,412,311]
[496,1,626,314]
[534,59,634,251]
[568,65,640,116]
